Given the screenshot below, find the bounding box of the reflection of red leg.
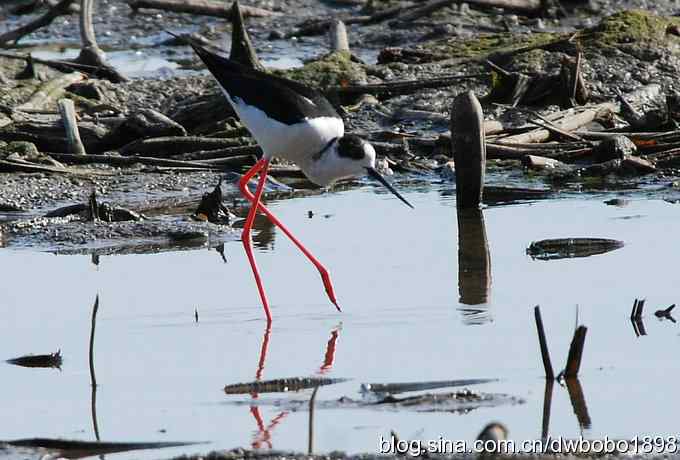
[319,328,340,374]
[254,325,271,383]
[249,406,271,449]
[240,159,272,322]
[239,165,340,312]
[250,406,289,449]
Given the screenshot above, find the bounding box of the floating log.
[224,377,347,395]
[527,238,624,260]
[4,439,200,458]
[6,350,62,369]
[361,378,497,395]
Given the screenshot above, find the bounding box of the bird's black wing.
[187,40,340,125]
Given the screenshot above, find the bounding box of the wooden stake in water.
[450,91,486,209]
[564,325,587,378]
[534,305,554,379]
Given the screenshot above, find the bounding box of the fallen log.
[47,152,223,169]
[326,73,488,99]
[126,0,280,19]
[120,136,251,156]
[1,119,110,153]
[173,145,261,161]
[0,157,107,175]
[17,72,85,111]
[498,103,618,144]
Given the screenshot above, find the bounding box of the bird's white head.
[332,134,413,208]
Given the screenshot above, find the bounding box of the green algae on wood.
[416,31,559,61]
[274,51,367,90]
[583,9,680,49]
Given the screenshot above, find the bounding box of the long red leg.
[240,159,272,322]
[239,167,340,312]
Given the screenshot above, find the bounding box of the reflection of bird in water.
[248,324,342,449]
[184,37,412,322]
[477,422,509,455]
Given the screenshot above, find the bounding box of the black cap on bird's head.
[336,134,413,209]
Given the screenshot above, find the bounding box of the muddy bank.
[3,1,680,254]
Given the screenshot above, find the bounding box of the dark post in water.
[450,91,486,209]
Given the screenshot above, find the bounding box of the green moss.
[273,51,367,90]
[0,141,38,158]
[422,32,559,60]
[585,9,680,47]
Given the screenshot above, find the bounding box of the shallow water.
[1,185,679,459]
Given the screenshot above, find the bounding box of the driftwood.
[229,1,264,70]
[46,152,225,169]
[499,103,618,144]
[522,154,567,171]
[0,157,107,175]
[73,0,126,82]
[4,439,199,458]
[527,238,624,260]
[361,379,497,395]
[578,155,655,176]
[0,0,75,46]
[6,350,62,369]
[224,377,345,395]
[17,72,85,111]
[329,20,349,53]
[1,118,111,153]
[120,136,250,156]
[327,73,488,99]
[126,0,280,19]
[173,145,261,161]
[57,98,87,155]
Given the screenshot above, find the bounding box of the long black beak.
[366,167,414,209]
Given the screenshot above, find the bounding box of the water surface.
[1,186,678,459]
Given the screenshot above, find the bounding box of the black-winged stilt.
[186,39,413,322]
